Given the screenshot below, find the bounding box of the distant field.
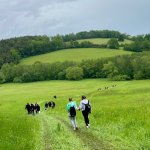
[0,79,150,150]
[78,38,133,45]
[20,48,132,65]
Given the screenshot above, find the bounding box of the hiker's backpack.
[70,106,76,117]
[85,101,91,113]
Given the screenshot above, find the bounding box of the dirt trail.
[56,116,112,150]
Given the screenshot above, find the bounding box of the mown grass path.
[56,116,111,150]
[42,116,52,150]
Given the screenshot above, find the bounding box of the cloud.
[0,0,149,39]
[0,0,79,38]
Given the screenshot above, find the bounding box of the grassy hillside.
[0,79,149,150]
[20,48,132,65]
[78,38,133,45]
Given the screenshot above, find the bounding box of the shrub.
[134,71,144,80]
[0,73,5,83]
[58,71,66,80]
[107,38,119,49]
[13,77,22,83]
[66,67,83,80]
[112,75,130,81]
[21,72,32,82]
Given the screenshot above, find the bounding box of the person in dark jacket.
[48,101,52,107]
[36,104,40,113]
[45,102,49,110]
[51,101,55,109]
[35,103,40,114]
[30,103,35,115]
[25,103,31,114]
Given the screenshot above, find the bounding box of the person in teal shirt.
[66,98,78,130]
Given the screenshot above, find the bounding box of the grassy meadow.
[0,79,150,150]
[77,38,133,45]
[20,48,132,65]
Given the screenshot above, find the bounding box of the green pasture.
[78,38,133,45]
[0,79,150,150]
[20,48,132,65]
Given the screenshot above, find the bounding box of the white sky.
[0,0,150,39]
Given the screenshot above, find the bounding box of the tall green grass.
[0,79,149,149]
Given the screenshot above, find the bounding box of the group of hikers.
[67,95,91,130]
[25,103,40,115]
[98,84,117,91]
[25,96,57,114]
[45,96,56,110]
[45,101,56,110]
[25,101,56,114]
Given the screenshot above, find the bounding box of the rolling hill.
[77,38,133,45]
[20,48,132,65]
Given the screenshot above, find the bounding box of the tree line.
[0,53,149,83]
[61,30,127,41]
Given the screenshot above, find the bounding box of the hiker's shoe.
[88,124,90,128]
[86,126,89,129]
[74,128,76,130]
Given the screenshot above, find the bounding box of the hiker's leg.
[69,116,76,128]
[82,111,88,126]
[27,110,30,114]
[84,112,89,126]
[86,113,89,125]
[32,110,35,115]
[73,117,77,128]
